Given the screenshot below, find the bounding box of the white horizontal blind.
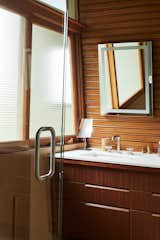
[0,8,24,141]
[30,25,75,138]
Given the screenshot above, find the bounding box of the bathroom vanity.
[57,150,160,240]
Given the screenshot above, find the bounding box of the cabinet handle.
[152,213,160,218]
[84,184,129,192]
[81,202,129,213]
[152,193,160,197]
[35,127,55,181]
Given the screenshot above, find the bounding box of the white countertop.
[56,148,160,168]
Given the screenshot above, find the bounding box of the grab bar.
[35,127,55,181]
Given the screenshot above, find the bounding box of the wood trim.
[76,36,85,120]
[106,43,119,109]
[55,142,83,152]
[70,36,79,134]
[22,21,32,140]
[28,135,80,147]
[138,42,145,89]
[0,141,83,154]
[70,35,85,124]
[0,0,84,34]
[0,141,30,154]
[62,158,160,174]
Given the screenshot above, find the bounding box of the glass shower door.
[28,3,68,240]
[0,1,68,240]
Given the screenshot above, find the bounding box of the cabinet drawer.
[63,200,130,240]
[84,183,130,209]
[64,181,130,209]
[64,164,131,189]
[131,172,152,192]
[151,175,160,193]
[81,203,130,240]
[131,191,151,212]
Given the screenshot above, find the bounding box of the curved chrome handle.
[35,127,55,181]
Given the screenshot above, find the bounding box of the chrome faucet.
[112,135,121,152]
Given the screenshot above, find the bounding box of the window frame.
[0,0,84,147]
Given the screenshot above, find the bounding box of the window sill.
[55,142,83,153]
[0,141,31,154]
[0,139,83,154]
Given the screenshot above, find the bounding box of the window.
[0,8,25,141]
[30,24,75,138]
[0,3,78,143]
[37,0,66,12]
[37,0,78,19]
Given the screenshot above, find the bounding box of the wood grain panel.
[131,210,152,240]
[152,194,160,214]
[63,200,130,240]
[63,181,130,209]
[79,0,160,151]
[64,164,131,189]
[131,191,151,212]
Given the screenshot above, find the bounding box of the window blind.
[0,8,24,141]
[30,24,75,138]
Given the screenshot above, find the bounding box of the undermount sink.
[80,149,152,159]
[56,148,160,168]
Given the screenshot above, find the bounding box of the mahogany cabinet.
[62,160,160,240]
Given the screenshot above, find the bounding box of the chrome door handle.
[35,127,55,181]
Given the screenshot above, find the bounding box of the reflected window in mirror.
[98,41,152,115]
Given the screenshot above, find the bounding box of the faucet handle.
[111,136,115,141]
[112,135,120,141]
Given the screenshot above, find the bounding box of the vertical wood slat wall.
[78,0,160,152]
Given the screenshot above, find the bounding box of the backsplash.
[79,0,160,152]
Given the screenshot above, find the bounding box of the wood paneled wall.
[79,0,160,152]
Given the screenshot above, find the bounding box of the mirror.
[98,41,153,115]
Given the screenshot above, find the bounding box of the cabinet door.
[82,203,130,240]
[131,210,152,240]
[63,200,130,240]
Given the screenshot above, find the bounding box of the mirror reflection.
[98,41,152,115]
